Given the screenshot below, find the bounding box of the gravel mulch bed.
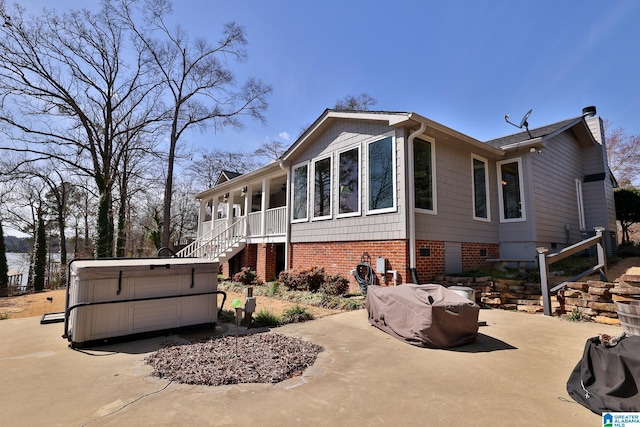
[145,333,324,386]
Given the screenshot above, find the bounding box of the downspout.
[407,121,427,277]
[279,160,291,271]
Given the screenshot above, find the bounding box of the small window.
[497,158,526,222]
[338,146,360,217]
[472,155,490,221]
[292,163,308,221]
[576,179,585,230]
[367,136,396,213]
[414,138,435,212]
[313,156,332,220]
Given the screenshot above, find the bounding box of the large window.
[313,156,332,219]
[413,137,435,212]
[497,158,525,221]
[292,163,308,221]
[472,155,489,221]
[367,136,395,212]
[338,146,360,216]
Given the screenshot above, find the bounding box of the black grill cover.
[366,284,479,348]
[567,335,640,414]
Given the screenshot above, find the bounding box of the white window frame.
[337,145,361,218]
[496,157,526,223]
[366,133,397,215]
[413,136,437,215]
[291,162,309,223]
[471,154,490,222]
[311,154,333,221]
[575,178,586,231]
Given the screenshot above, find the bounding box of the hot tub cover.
[366,284,479,348]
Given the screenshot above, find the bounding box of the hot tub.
[63,258,223,348]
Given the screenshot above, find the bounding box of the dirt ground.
[0,287,342,320]
[2,256,639,320]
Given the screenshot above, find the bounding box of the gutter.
[407,120,427,274]
[279,160,291,271]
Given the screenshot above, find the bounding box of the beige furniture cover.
[366,284,479,348]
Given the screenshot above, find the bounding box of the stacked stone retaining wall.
[435,269,640,325]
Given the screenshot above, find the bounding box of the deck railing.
[265,207,287,235]
[178,206,287,259]
[177,217,247,259]
[537,227,607,316]
[246,206,286,237]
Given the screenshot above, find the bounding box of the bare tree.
[334,93,377,111]
[605,120,640,187]
[254,140,287,163]
[0,1,163,257]
[186,147,260,191]
[120,0,272,250]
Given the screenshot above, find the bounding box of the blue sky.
[18,0,640,151]
[4,0,639,237]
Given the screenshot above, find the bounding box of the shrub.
[278,267,349,294]
[567,307,585,322]
[267,281,280,297]
[278,268,306,291]
[252,309,281,327]
[279,267,325,292]
[218,309,236,323]
[321,274,350,296]
[281,305,313,323]
[338,298,366,311]
[305,267,325,292]
[232,267,262,286]
[618,242,640,257]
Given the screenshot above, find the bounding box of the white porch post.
[197,199,207,238]
[261,178,270,237]
[212,198,219,227]
[243,185,251,235]
[225,193,233,228]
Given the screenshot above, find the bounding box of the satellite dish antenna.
[504,109,533,138]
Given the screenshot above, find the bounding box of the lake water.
[6,252,30,289]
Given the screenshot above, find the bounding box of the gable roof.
[485,116,586,149]
[215,170,243,186]
[280,109,504,163]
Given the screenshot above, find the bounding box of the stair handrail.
[176,217,247,259]
[537,227,607,316]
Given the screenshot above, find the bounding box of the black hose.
[354,262,375,294]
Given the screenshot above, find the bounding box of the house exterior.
[180,106,617,291]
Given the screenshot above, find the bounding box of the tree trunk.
[95,189,114,258]
[57,214,67,287]
[33,214,47,292]
[0,219,8,297]
[161,132,178,250]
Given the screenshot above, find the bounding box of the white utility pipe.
[407,121,427,273]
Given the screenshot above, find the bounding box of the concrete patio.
[0,308,620,426]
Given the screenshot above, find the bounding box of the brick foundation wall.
[256,244,278,282]
[241,245,257,271]
[461,242,500,271]
[414,240,445,282]
[289,240,409,293]
[220,244,257,279]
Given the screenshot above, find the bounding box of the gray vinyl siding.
[289,120,407,243]
[531,133,584,246]
[414,138,498,244]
